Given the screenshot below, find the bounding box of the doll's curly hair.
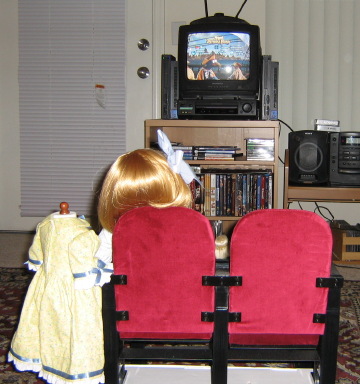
[97,148,193,232]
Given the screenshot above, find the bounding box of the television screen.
[186,32,251,81]
[176,14,262,119]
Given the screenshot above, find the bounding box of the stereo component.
[329,132,360,186]
[288,130,329,185]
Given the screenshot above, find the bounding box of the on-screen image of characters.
[187,61,195,80]
[228,62,247,80]
[196,53,221,80]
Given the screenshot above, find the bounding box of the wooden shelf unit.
[145,119,280,235]
[283,149,360,208]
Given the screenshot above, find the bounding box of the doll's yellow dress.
[8,213,109,384]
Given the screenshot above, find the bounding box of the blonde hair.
[98,148,193,232]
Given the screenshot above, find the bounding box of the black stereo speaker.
[288,130,329,184]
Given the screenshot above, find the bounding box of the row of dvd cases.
[189,169,273,218]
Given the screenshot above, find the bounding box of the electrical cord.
[278,118,294,132]
[314,202,334,222]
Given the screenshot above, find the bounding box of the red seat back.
[229,209,332,345]
[112,206,215,339]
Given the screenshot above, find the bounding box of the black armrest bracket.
[111,274,127,285]
[313,313,326,323]
[116,310,129,321]
[202,275,242,286]
[201,311,241,322]
[316,277,343,288]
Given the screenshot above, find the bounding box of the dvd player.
[178,98,258,119]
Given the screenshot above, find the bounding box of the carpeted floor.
[0,268,359,383]
[0,232,35,268]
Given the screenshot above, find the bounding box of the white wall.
[1,0,360,231]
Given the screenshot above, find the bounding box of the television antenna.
[235,0,248,18]
[203,0,249,18]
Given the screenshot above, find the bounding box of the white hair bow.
[157,129,199,185]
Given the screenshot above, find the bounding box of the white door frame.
[126,0,165,151]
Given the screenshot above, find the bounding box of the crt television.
[177,13,262,101]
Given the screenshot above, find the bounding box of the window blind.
[19,0,126,217]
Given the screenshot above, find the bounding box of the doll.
[215,234,229,260]
[8,203,112,384]
[95,130,197,261]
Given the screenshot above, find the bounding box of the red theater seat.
[228,209,343,384]
[102,206,224,384]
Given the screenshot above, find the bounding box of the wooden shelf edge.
[202,216,243,221]
[187,160,275,167]
[286,186,360,202]
[145,119,280,128]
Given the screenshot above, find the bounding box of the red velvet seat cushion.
[112,206,216,340]
[229,209,332,345]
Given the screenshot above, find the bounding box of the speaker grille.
[294,142,324,172]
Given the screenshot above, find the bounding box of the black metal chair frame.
[221,265,344,384]
[103,265,343,384]
[102,274,230,384]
